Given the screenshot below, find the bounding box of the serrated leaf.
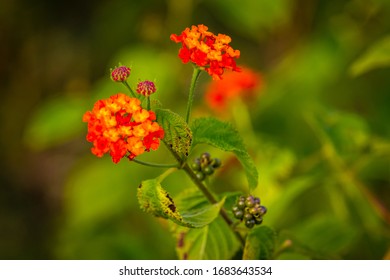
[156,108,192,157]
[243,226,276,260]
[174,191,241,260]
[349,35,390,77]
[191,117,258,190]
[137,178,224,228]
[176,217,241,260]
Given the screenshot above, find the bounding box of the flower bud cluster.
[191,152,222,181]
[136,80,156,96]
[110,66,131,82]
[232,195,267,228]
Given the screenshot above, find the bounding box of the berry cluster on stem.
[232,195,267,228]
[191,152,222,181]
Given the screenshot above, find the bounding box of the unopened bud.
[136,80,156,96]
[110,66,131,82]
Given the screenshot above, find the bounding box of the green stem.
[185,67,202,124]
[157,167,177,183]
[182,162,218,204]
[182,162,246,246]
[123,81,137,98]
[147,96,151,110]
[132,158,179,168]
[163,141,185,165]
[164,141,245,246]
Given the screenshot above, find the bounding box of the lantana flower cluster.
[170,24,241,80]
[83,93,164,163]
[84,24,249,163]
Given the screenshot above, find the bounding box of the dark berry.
[203,165,214,175]
[254,197,260,205]
[249,206,260,215]
[211,158,221,168]
[237,200,246,210]
[233,210,244,219]
[259,206,267,215]
[244,213,253,221]
[201,152,211,161]
[195,171,205,181]
[245,196,255,208]
[191,160,201,171]
[255,217,263,225]
[245,219,255,228]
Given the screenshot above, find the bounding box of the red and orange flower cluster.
[83,93,164,163]
[205,67,263,112]
[170,24,240,80]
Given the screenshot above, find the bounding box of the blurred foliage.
[1,0,389,259]
[349,35,390,77]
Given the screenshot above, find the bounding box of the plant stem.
[132,158,179,168]
[181,162,246,246]
[185,67,202,124]
[147,96,151,110]
[157,167,178,182]
[181,162,217,203]
[163,141,184,165]
[123,81,137,98]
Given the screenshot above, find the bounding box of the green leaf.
[174,191,241,260]
[176,217,241,260]
[156,108,192,157]
[137,178,224,228]
[191,117,258,190]
[243,226,277,260]
[350,35,390,77]
[23,96,87,150]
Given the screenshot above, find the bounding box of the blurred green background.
[1,0,389,259]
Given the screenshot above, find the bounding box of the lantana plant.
[83,24,273,260]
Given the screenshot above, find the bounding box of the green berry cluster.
[190,152,222,181]
[232,195,267,228]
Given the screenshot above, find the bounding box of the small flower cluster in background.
[83,93,164,163]
[205,67,263,112]
[170,24,241,80]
